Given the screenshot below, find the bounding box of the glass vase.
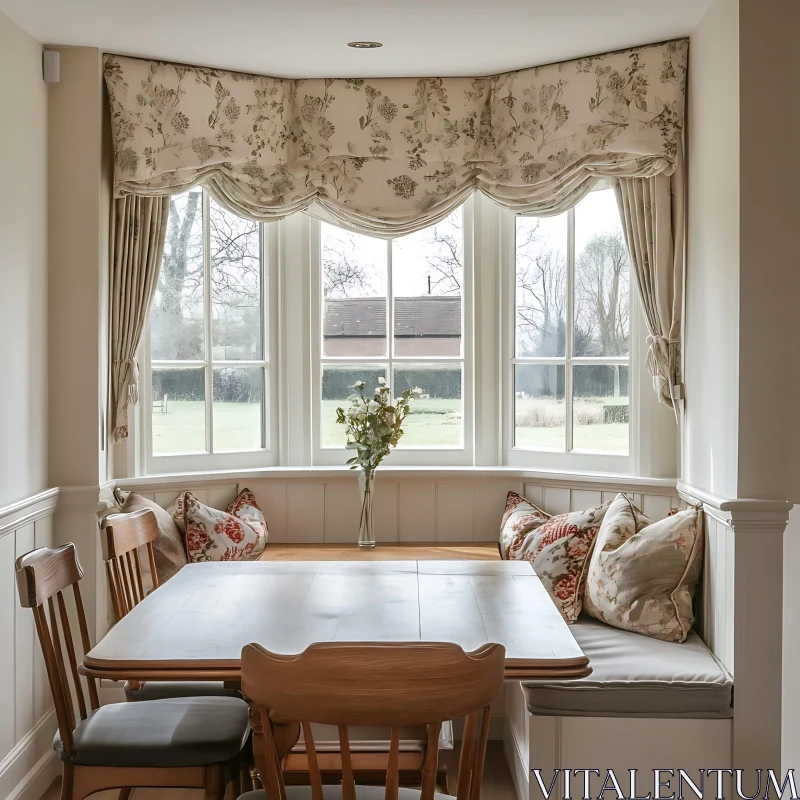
[358,470,376,548]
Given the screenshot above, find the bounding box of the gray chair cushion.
[55,696,250,767]
[239,788,448,800]
[124,680,242,702]
[522,618,733,718]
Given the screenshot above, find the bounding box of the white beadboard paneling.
[32,517,54,723]
[542,486,571,515]
[372,480,399,543]
[323,481,361,544]
[642,493,672,521]
[602,490,618,505]
[725,525,735,672]
[522,483,544,509]
[398,481,436,542]
[473,481,519,542]
[0,489,59,800]
[247,480,288,544]
[436,484,475,542]
[207,485,238,510]
[570,489,603,513]
[14,524,35,742]
[0,533,16,757]
[286,483,325,543]
[153,489,182,508]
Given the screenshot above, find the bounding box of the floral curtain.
[615,164,685,411]
[103,39,687,237]
[109,195,170,441]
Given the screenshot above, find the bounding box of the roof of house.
[323,296,461,338]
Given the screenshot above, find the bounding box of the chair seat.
[239,788,448,800]
[55,696,250,767]
[124,680,242,701]
[522,618,733,719]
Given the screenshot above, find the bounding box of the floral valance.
[103,39,687,236]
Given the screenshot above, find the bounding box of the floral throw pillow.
[227,488,268,551]
[499,491,610,622]
[583,493,703,642]
[167,490,266,563]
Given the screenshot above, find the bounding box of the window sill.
[113,464,677,491]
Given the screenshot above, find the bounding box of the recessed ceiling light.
[347,41,383,49]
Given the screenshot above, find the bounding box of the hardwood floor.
[257,543,501,561]
[40,742,517,800]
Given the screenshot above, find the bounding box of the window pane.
[213,367,263,451]
[392,209,463,357]
[151,190,205,360]
[514,364,565,451]
[393,366,462,448]
[322,224,387,357]
[210,200,262,360]
[152,367,206,455]
[573,365,629,454]
[515,214,567,357]
[321,365,386,448]
[574,189,630,357]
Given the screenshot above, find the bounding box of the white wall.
[0,12,48,509]
[684,0,740,502]
[687,0,799,773]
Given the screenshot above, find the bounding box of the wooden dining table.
[81,559,591,683]
[80,558,590,788]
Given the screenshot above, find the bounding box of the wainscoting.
[112,467,680,545]
[0,488,61,800]
[695,505,735,672]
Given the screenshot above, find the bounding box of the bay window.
[311,204,473,466]
[510,187,631,465]
[143,188,277,472]
[137,186,672,476]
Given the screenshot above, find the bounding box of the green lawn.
[322,398,463,448]
[514,396,629,453]
[152,400,262,454]
[152,397,628,455]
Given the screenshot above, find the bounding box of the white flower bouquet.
[335,378,422,546]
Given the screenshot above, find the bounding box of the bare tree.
[424,218,462,295]
[323,231,375,297]
[515,221,567,358]
[575,228,630,394]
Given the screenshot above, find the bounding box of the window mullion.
[565,207,575,453]
[203,190,213,455]
[260,222,268,450]
[387,236,394,382]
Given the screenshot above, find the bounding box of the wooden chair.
[239,640,506,800]
[16,543,251,800]
[101,509,241,702]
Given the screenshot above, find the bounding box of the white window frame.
[129,190,676,479]
[500,188,638,474]
[309,198,475,467]
[140,189,279,475]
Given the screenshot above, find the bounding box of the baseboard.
[503,718,528,800]
[0,710,60,800]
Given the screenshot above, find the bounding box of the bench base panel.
[504,682,733,800]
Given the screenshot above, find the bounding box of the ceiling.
[1,0,710,79]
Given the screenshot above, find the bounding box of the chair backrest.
[15,543,100,756]
[100,508,160,621]
[241,641,506,800]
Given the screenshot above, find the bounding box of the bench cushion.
[522,618,733,719]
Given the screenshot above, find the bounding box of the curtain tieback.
[113,356,140,405]
[645,335,678,373]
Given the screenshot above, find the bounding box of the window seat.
[522,617,732,719]
[504,619,733,800]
